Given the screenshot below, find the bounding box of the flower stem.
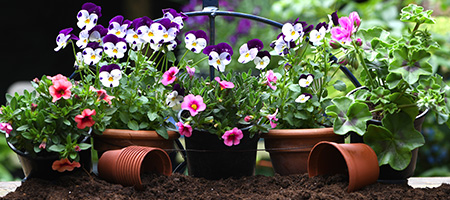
[353,41,376,89]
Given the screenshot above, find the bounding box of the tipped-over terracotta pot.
[97,145,172,190]
[308,141,379,192]
[262,128,344,175]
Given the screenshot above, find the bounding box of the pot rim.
[261,127,337,139]
[99,129,179,140]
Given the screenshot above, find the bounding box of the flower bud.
[355,38,362,46]
[330,40,341,49]
[33,78,40,84]
[244,115,253,122]
[31,103,38,112]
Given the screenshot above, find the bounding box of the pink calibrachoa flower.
[0,122,12,135]
[181,94,206,117]
[74,145,82,152]
[222,127,244,147]
[214,77,235,90]
[90,86,115,105]
[39,139,47,149]
[267,109,279,128]
[176,121,193,137]
[52,158,81,172]
[74,109,96,129]
[162,67,179,86]
[265,70,277,90]
[49,74,72,102]
[244,115,253,122]
[186,65,195,77]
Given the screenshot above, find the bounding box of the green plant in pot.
[53,3,188,156]
[325,4,450,180]
[0,74,111,179]
[260,12,348,175]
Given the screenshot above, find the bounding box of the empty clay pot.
[308,141,379,192]
[97,145,172,190]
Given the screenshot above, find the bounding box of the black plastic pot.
[7,135,92,180]
[184,129,259,180]
[346,86,428,183]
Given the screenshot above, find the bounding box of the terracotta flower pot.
[97,145,172,190]
[308,141,379,192]
[262,128,344,175]
[93,129,179,157]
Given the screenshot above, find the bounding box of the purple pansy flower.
[184,30,208,53]
[89,25,108,44]
[299,74,314,87]
[295,93,313,103]
[294,19,314,34]
[77,3,101,31]
[103,34,127,59]
[203,43,234,72]
[82,42,103,65]
[162,8,188,29]
[54,28,79,52]
[81,2,102,18]
[238,38,264,64]
[254,50,271,70]
[108,15,132,38]
[99,64,122,87]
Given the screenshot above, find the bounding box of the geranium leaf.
[389,49,432,85]
[333,80,347,92]
[326,97,372,136]
[364,112,424,170]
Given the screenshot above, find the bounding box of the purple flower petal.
[247,39,264,51]
[82,2,102,18]
[100,64,120,72]
[257,50,271,59]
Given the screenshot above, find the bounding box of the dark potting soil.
[3,171,450,200]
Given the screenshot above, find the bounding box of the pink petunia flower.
[52,158,81,172]
[74,109,96,129]
[181,94,206,117]
[267,109,279,128]
[161,67,179,86]
[90,86,115,105]
[49,74,72,102]
[214,77,235,90]
[222,127,244,147]
[265,70,277,90]
[176,121,193,137]
[0,122,12,135]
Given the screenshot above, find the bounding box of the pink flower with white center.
[214,77,235,90]
[267,109,279,128]
[74,109,96,129]
[299,74,314,88]
[161,67,179,86]
[103,34,127,59]
[49,74,72,102]
[176,121,193,137]
[0,122,12,135]
[265,70,278,90]
[282,23,304,42]
[222,127,244,147]
[77,10,98,31]
[186,65,195,77]
[90,86,115,105]
[181,94,206,117]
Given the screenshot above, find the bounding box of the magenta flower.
[181,94,206,116]
[349,11,361,28]
[39,140,47,149]
[162,67,179,86]
[265,70,277,90]
[267,109,279,128]
[74,145,82,152]
[222,127,244,147]
[176,122,193,137]
[74,109,96,129]
[330,12,360,45]
[49,74,72,102]
[214,77,235,90]
[244,115,253,122]
[186,65,195,77]
[0,122,12,135]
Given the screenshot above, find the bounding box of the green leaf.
[333,80,347,92]
[326,97,372,136]
[127,120,140,130]
[78,143,91,150]
[147,112,158,121]
[16,125,29,132]
[48,144,66,153]
[389,49,432,85]
[364,112,425,170]
[155,125,169,139]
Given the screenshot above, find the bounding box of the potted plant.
[325,4,450,181]
[0,74,111,179]
[53,3,183,157]
[260,13,346,175]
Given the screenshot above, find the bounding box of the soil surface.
[3,171,450,200]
